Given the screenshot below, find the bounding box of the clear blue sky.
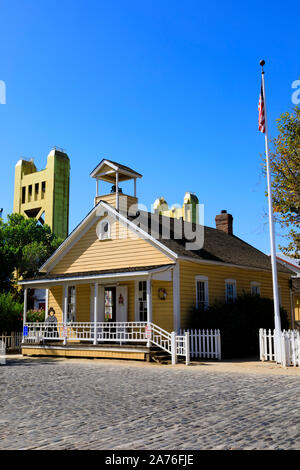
[0,0,299,255]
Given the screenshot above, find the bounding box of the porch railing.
[22,322,190,365]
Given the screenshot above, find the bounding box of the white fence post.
[217,329,221,360]
[259,328,300,367]
[259,329,264,361]
[171,331,177,365]
[281,331,286,368]
[185,332,190,366]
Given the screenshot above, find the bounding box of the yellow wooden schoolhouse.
[20,159,293,362]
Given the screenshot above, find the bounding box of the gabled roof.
[90,159,142,182]
[38,201,177,273]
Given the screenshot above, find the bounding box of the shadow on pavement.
[1,355,63,367]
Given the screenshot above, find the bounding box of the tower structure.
[153,192,199,224]
[13,147,70,239]
[90,158,142,213]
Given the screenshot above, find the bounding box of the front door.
[104,287,116,322]
[116,286,128,323]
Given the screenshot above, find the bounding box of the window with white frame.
[67,286,76,322]
[138,281,148,321]
[225,279,236,303]
[196,276,209,309]
[98,218,111,240]
[251,282,261,296]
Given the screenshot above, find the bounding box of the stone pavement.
[0,356,299,450]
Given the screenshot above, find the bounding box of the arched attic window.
[98,218,111,240]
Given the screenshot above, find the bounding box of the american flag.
[258,81,265,133]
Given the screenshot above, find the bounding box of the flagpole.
[260,59,282,362]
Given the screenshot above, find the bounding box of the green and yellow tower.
[13,147,70,239]
[153,192,199,224]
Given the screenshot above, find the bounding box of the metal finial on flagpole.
[260,60,265,73]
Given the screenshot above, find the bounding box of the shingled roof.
[22,265,174,283]
[129,211,293,274]
[35,199,294,278]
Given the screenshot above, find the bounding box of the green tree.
[0,218,13,292]
[266,106,300,259]
[0,213,63,293]
[0,292,23,333]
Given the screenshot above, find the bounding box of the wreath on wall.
[158,288,167,300]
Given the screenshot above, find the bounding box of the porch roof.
[19,264,174,287]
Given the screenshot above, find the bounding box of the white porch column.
[22,288,28,343]
[93,283,98,345]
[63,285,68,345]
[172,263,180,333]
[45,289,49,318]
[116,171,119,211]
[146,277,152,324]
[134,178,137,198]
[146,277,152,347]
[23,288,28,327]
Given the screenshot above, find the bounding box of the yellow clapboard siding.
[76,284,91,322]
[22,346,146,360]
[179,260,292,329]
[152,280,173,332]
[51,217,172,274]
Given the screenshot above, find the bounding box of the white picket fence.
[0,332,23,352]
[259,329,276,361]
[259,329,300,367]
[179,329,221,360]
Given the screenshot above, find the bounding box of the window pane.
[197,280,207,308]
[226,283,235,302]
[138,281,147,321]
[251,285,260,295]
[67,286,76,321]
[100,221,110,239]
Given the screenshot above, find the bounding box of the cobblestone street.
[0,356,299,450]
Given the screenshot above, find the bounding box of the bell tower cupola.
[90,159,142,213]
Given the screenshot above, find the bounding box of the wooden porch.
[22,342,151,361]
[21,321,190,364]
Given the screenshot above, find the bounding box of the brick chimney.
[215,210,233,235]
